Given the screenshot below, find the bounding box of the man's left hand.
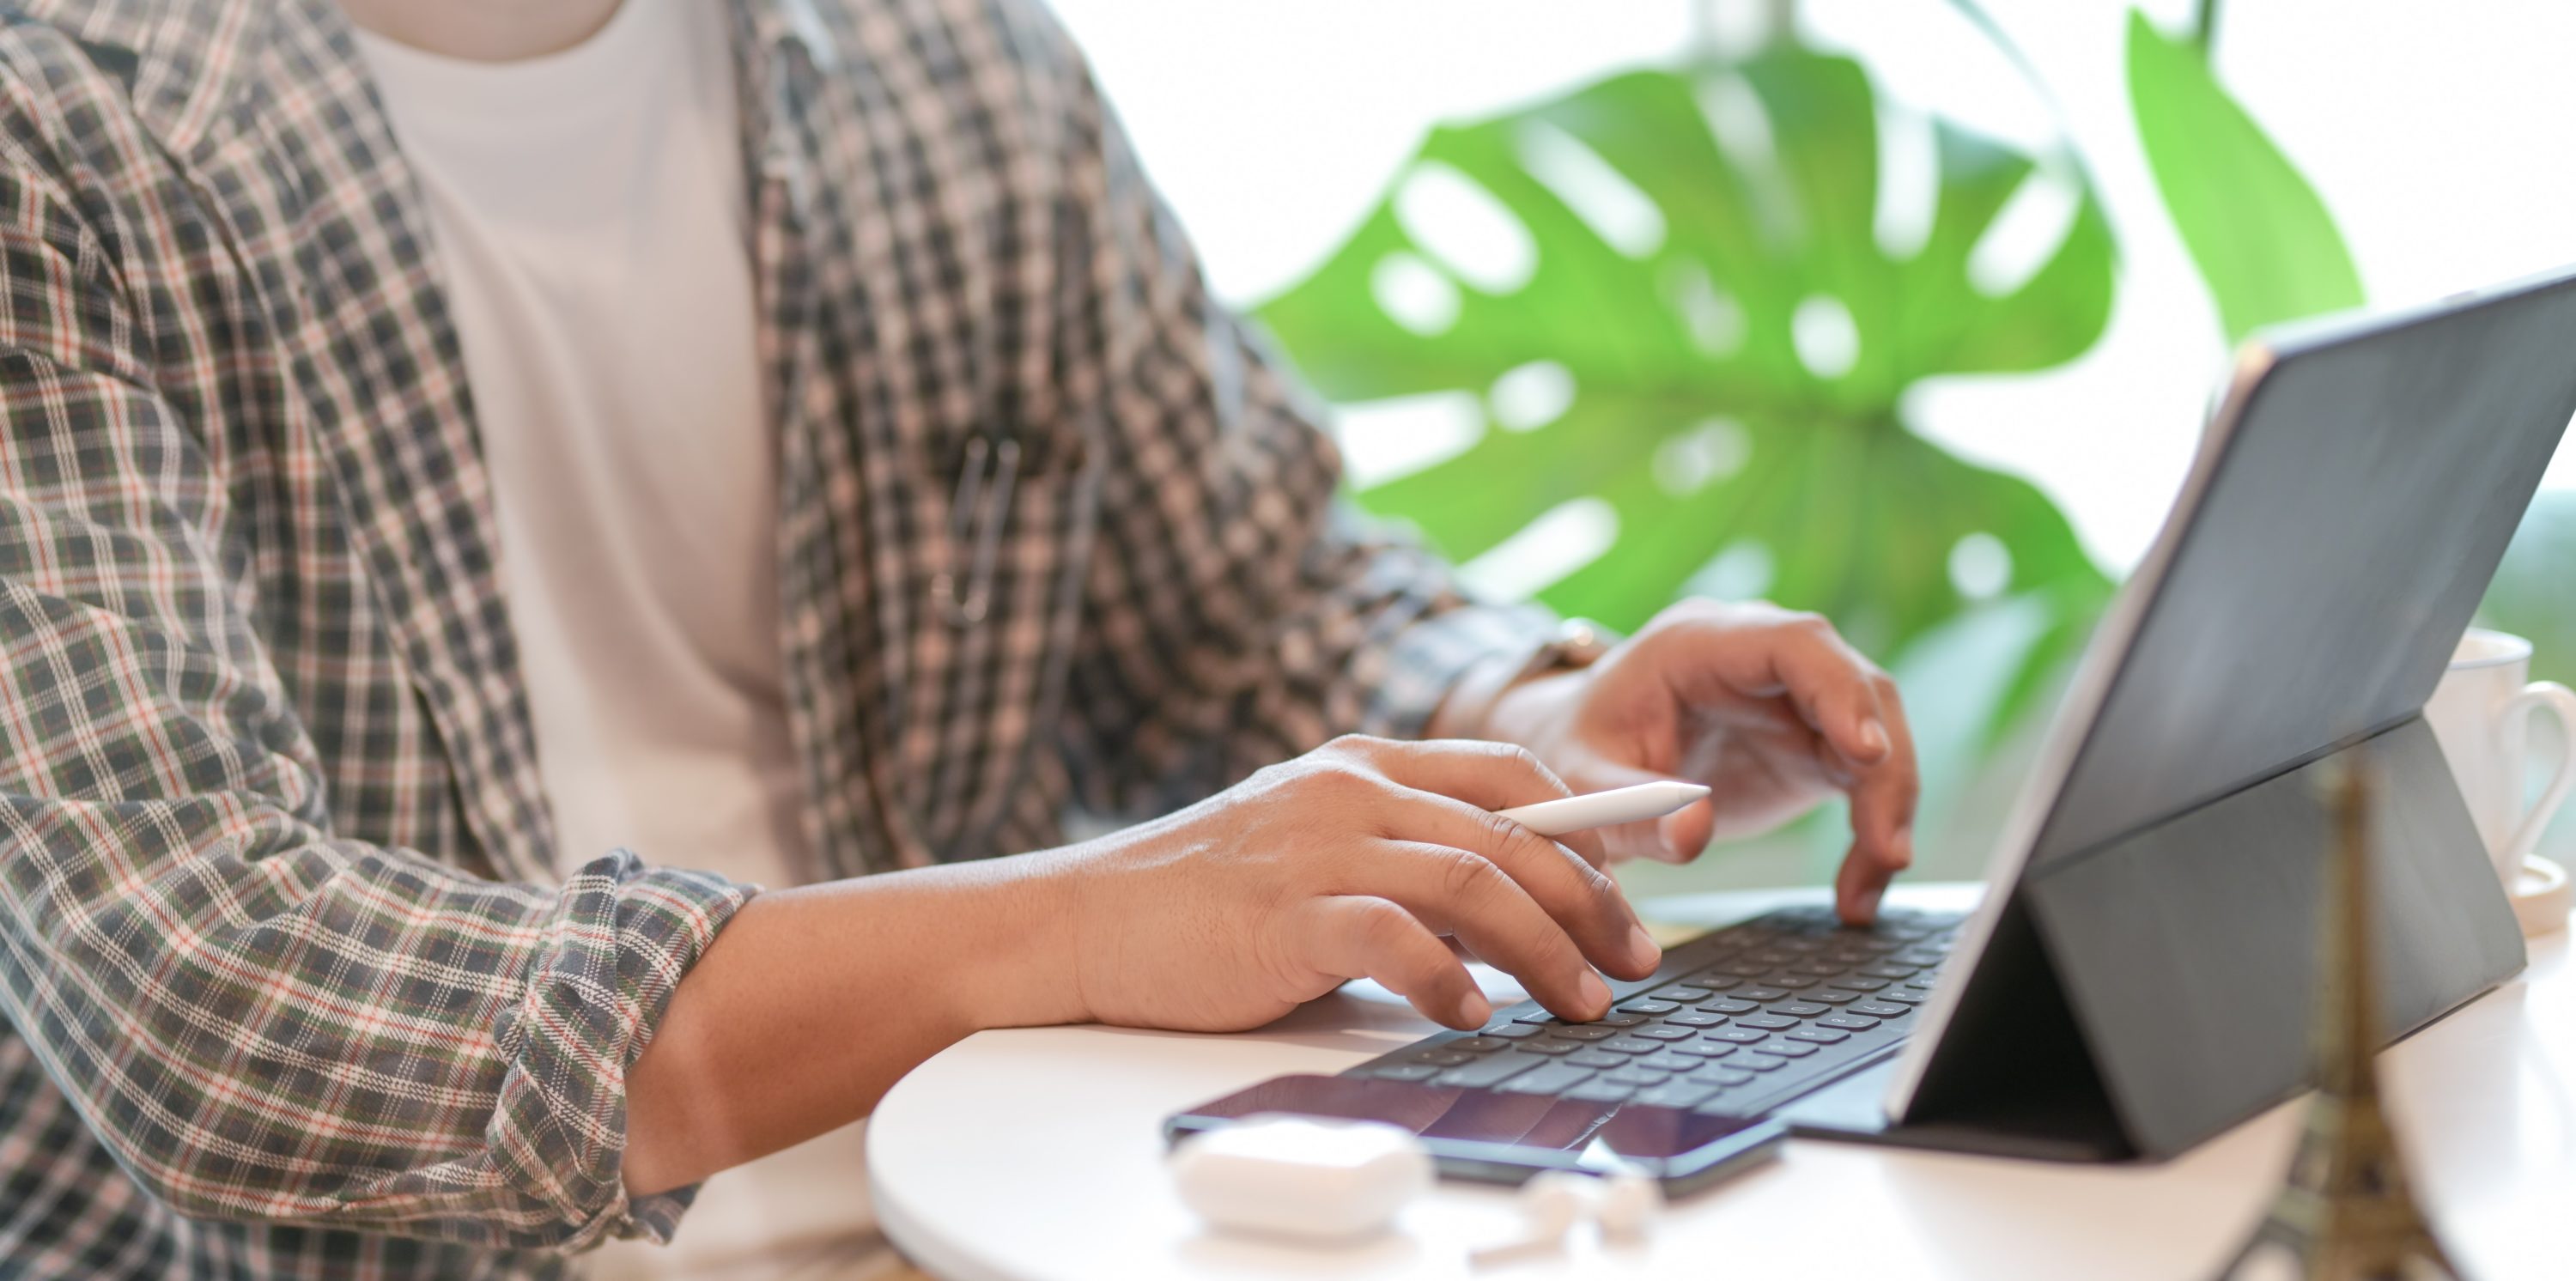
[1480,600,1919,925]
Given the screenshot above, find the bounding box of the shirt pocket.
[902,415,1101,856]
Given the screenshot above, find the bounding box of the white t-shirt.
[355,3,889,1277]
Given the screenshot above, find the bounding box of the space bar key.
[1432,1053,1541,1089]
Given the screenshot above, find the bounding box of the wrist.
[1429,618,1616,742]
[1485,666,1589,757]
[957,847,1094,1031]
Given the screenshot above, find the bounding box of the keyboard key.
[1416,1051,1474,1067]
[1878,988,1929,1005]
[1710,1029,1771,1044]
[1600,1038,1664,1055]
[1816,1015,1882,1032]
[1859,964,1919,980]
[1792,962,1847,977]
[1666,1011,1729,1028]
[1655,985,1716,1003]
[1849,1001,1911,1019]
[1805,989,1860,1005]
[1825,976,1889,992]
[1371,1063,1439,1082]
[1619,999,1680,1017]
[1603,1067,1672,1087]
[1633,1026,1694,1041]
[1449,1037,1508,1053]
[1691,973,1747,989]
[1896,949,1948,967]
[1435,1054,1538,1088]
[1496,1062,1598,1096]
[1689,1067,1755,1089]
[1734,1053,1788,1072]
[1771,1002,1829,1018]
[1514,1012,1564,1025]
[1637,1051,1707,1073]
[1552,1025,1619,1041]
[1595,1012,1652,1028]
[1672,1041,1736,1059]
[1786,1028,1850,1045]
[1768,938,1823,954]
[1732,987,1791,1003]
[1564,1080,1637,1104]
[1705,999,1760,1016]
[1567,1048,1629,1069]
[1632,1081,1722,1110]
[1515,1038,1581,1056]
[1483,1023,1546,1039]
[1749,1041,1819,1059]
[1758,973,1820,989]
[1737,1015,1800,1030]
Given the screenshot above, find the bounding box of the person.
[0,0,1919,1276]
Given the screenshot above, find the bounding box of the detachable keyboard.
[1346,905,1962,1118]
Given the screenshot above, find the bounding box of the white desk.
[869,884,2573,1280]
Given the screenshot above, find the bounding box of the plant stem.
[1690,0,1795,65]
[2191,0,2222,60]
[1937,0,2111,198]
[1690,0,1721,64]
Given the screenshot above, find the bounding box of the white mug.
[2422,628,2576,886]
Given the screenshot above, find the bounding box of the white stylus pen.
[1492,780,1710,837]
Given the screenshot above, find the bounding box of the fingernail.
[1859,719,1890,757]
[1626,923,1661,972]
[1460,991,1492,1028]
[1578,970,1613,1017]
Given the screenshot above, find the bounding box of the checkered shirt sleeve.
[0,156,753,1250]
[1039,14,1558,815]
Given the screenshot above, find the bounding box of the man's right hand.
[1053,735,1664,1034]
[627,735,1661,1195]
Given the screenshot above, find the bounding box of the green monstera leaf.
[1257,49,2116,723]
[2127,10,2365,344]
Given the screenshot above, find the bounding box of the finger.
[1360,841,1618,1022]
[1381,792,1657,980]
[1365,738,1612,871]
[1835,837,1900,927]
[1651,612,1891,765]
[1836,680,1919,925]
[1288,895,1490,1029]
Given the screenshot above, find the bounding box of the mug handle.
[2500,680,2576,865]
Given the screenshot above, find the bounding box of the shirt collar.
[16,0,270,151]
[15,0,841,152]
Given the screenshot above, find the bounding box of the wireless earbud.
[1594,1170,1663,1245]
[1467,1169,1662,1269]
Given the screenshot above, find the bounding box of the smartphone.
[1164,1073,1787,1194]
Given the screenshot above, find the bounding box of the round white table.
[868,884,2573,1280]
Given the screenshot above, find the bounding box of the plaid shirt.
[0,0,1548,1275]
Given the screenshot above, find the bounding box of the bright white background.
[1046,0,2576,576]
